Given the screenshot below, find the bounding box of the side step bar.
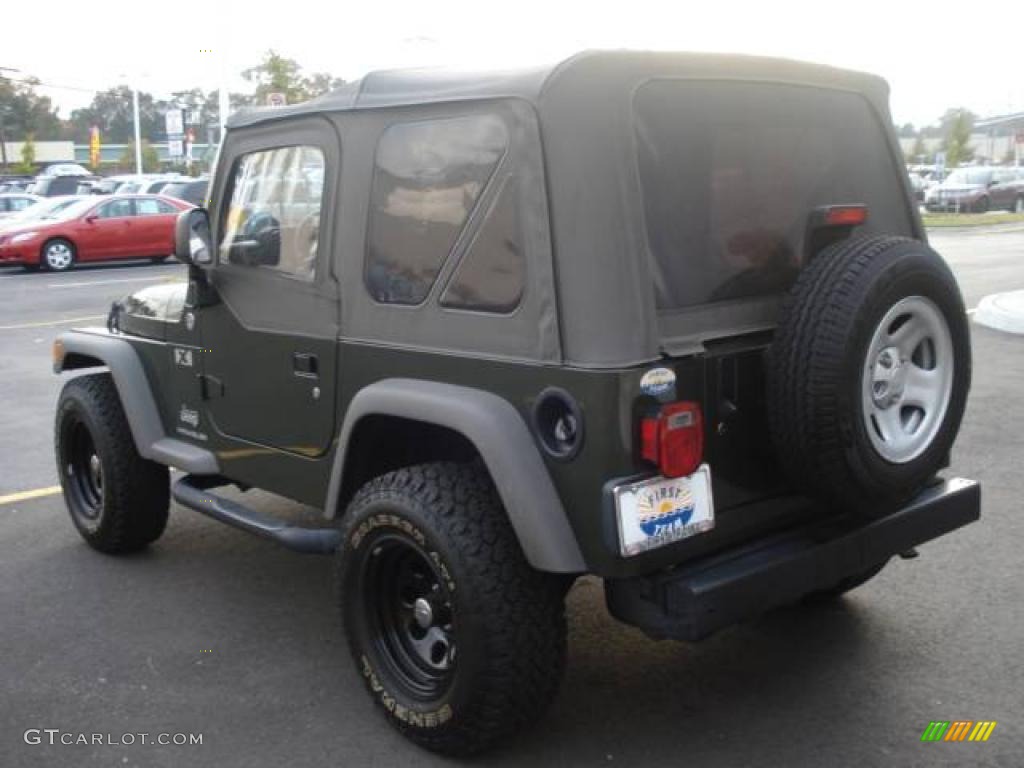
[172,475,343,555]
[605,477,981,642]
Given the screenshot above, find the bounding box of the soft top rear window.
[635,80,913,310]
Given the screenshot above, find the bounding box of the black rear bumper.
[605,478,980,641]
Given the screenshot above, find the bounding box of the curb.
[974,291,1024,335]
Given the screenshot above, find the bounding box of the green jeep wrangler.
[52,51,979,755]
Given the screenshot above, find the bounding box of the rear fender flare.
[325,378,585,574]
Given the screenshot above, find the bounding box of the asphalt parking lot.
[1,230,1022,768]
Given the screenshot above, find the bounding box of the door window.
[136,198,177,215]
[97,199,134,218]
[219,145,325,279]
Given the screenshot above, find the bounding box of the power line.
[2,75,100,94]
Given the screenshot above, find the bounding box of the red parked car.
[0,194,191,272]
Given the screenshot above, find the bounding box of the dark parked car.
[30,175,94,197]
[924,166,1022,212]
[160,178,209,207]
[52,51,978,756]
[0,194,189,270]
[1004,168,1024,213]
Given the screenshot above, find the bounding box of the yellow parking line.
[0,486,62,506]
[0,315,104,331]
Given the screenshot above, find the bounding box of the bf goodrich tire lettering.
[767,236,971,515]
[337,462,567,756]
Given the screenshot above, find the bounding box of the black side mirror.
[175,208,213,266]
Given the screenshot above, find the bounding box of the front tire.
[337,462,567,756]
[42,238,76,271]
[55,373,169,553]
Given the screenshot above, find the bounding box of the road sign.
[186,110,202,126]
[934,151,946,176]
[168,139,184,159]
[165,109,184,136]
[266,92,286,107]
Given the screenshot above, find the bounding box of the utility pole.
[132,85,142,174]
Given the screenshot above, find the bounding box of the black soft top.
[227,51,904,368]
[227,49,888,128]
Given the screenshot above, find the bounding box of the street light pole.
[132,85,142,174]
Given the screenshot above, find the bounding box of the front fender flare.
[325,378,585,574]
[54,329,219,474]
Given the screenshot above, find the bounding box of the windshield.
[8,196,79,221]
[946,169,992,186]
[35,197,95,221]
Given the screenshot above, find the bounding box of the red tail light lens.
[640,402,704,478]
[823,205,868,227]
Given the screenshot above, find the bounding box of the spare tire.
[767,235,970,516]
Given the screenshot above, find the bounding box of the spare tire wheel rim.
[861,295,954,464]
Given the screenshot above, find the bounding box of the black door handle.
[293,352,319,378]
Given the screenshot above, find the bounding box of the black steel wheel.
[361,532,457,701]
[337,462,567,756]
[55,373,169,553]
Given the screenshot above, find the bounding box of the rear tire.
[767,236,970,516]
[55,373,169,553]
[337,462,567,756]
[973,196,990,213]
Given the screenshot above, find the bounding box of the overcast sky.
[4,0,1023,128]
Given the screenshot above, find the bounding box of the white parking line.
[47,276,173,289]
[0,315,104,331]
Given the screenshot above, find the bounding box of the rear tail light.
[823,204,869,227]
[640,401,704,478]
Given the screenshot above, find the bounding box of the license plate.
[613,465,715,557]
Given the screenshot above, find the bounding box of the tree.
[118,141,161,172]
[907,135,928,163]
[305,72,345,98]
[940,108,975,167]
[0,76,63,140]
[14,133,36,174]
[66,86,163,144]
[897,122,917,138]
[240,50,344,106]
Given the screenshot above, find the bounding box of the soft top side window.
[218,145,325,280]
[365,114,509,306]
